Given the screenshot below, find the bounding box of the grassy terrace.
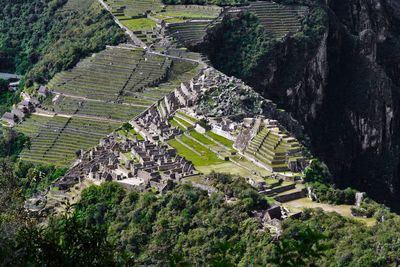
[189,130,216,146]
[176,111,198,123]
[48,46,171,103]
[168,136,224,167]
[174,116,193,128]
[169,118,186,132]
[207,131,234,148]
[16,115,120,166]
[167,22,210,47]
[244,125,304,172]
[155,5,221,23]
[121,18,156,30]
[105,0,163,17]
[46,96,147,121]
[117,128,144,141]
[245,2,308,39]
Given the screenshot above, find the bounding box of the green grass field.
[117,128,144,141]
[174,116,193,128]
[168,137,223,167]
[122,18,156,30]
[188,130,216,146]
[176,111,198,123]
[169,118,186,132]
[207,131,234,148]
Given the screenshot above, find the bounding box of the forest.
[0,0,125,85]
[1,172,400,266]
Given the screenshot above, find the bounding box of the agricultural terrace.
[167,111,234,168]
[102,0,222,46]
[244,124,304,172]
[19,47,201,167]
[156,5,222,23]
[165,6,222,47]
[16,114,120,166]
[244,1,308,39]
[103,0,162,44]
[48,46,171,103]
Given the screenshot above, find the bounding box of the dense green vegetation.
[204,2,327,93]
[304,160,357,205]
[2,172,400,266]
[0,0,125,85]
[15,162,67,198]
[0,174,325,266]
[0,78,21,115]
[0,128,29,159]
[206,12,276,79]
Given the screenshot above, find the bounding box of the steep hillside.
[202,0,400,210]
[0,0,125,84]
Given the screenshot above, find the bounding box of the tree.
[268,226,328,267]
[121,122,133,131]
[0,79,8,92]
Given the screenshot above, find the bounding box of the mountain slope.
[202,0,400,210]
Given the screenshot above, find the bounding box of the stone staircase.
[260,179,307,203]
[244,125,303,172]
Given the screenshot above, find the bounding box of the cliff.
[203,0,400,210]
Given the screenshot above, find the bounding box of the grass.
[117,129,144,141]
[155,12,215,23]
[168,137,223,167]
[207,131,234,148]
[174,116,193,128]
[185,175,212,186]
[122,18,156,30]
[176,111,198,123]
[197,162,251,177]
[188,130,216,146]
[282,197,376,226]
[169,118,186,132]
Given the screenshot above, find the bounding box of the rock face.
[265,0,400,209]
[206,0,400,209]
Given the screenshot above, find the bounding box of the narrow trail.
[96,0,147,48]
[53,92,149,108]
[33,110,124,123]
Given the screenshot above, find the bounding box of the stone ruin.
[57,132,197,194]
[234,116,308,173]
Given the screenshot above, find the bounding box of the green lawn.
[207,131,234,148]
[169,118,186,132]
[117,129,144,140]
[188,130,216,146]
[176,111,198,123]
[162,12,215,19]
[168,137,223,167]
[122,18,156,30]
[174,116,193,128]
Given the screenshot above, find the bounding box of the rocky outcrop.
[204,0,400,210]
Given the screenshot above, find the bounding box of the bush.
[304,160,356,205]
[351,198,391,219]
[309,182,357,205]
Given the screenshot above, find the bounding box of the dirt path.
[96,0,147,48]
[33,110,123,123]
[53,92,149,108]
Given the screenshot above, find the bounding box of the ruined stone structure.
[58,132,196,193]
[1,97,40,127]
[235,117,307,172]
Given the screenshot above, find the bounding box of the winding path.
[96,0,147,48]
